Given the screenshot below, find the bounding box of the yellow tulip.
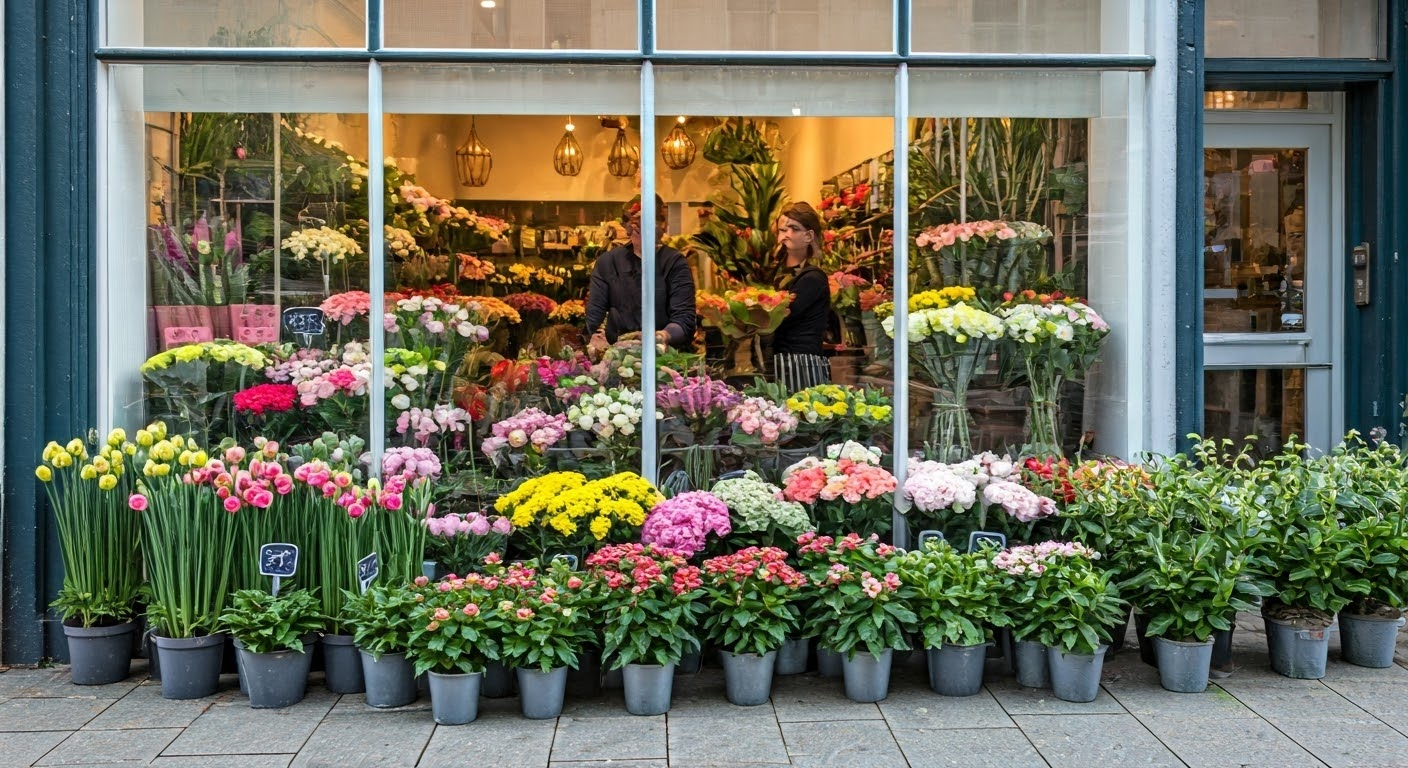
[80,465,98,481]
[192,450,208,467]
[107,428,127,447]
[136,429,153,447]
[42,441,62,462]
[66,438,85,457]
[35,466,53,482]
[98,474,117,491]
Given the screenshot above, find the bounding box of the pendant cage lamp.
[554,118,584,177]
[607,126,640,178]
[661,116,696,170]
[455,117,493,187]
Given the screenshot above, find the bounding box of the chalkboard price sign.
[259,543,299,578]
[283,306,326,345]
[357,552,380,593]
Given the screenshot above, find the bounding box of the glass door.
[1203,122,1339,455]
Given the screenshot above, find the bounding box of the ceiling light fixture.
[607,126,640,178]
[661,116,696,170]
[455,116,492,187]
[553,117,583,176]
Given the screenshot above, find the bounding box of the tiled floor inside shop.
[3,613,1408,768]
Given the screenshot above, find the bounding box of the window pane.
[1205,91,1312,111]
[656,0,892,52]
[1204,368,1306,458]
[904,70,1133,462]
[1205,0,1383,58]
[384,0,638,50]
[911,0,1138,54]
[106,0,364,48]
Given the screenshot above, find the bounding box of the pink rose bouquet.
[639,491,732,558]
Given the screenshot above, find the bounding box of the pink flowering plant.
[290,457,371,631]
[640,491,732,559]
[805,533,917,660]
[994,541,1123,654]
[424,511,512,576]
[727,396,799,450]
[903,452,1057,543]
[779,442,898,538]
[699,547,808,655]
[483,557,595,672]
[587,543,705,668]
[404,574,500,675]
[481,407,570,477]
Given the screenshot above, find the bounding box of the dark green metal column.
[3,0,96,663]
[1175,0,1205,449]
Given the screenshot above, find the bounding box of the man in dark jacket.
[584,194,697,349]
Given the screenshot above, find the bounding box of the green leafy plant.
[341,584,420,658]
[689,162,788,286]
[995,542,1122,655]
[404,575,499,675]
[220,588,324,654]
[699,547,808,655]
[588,543,704,668]
[1320,435,1408,615]
[1123,528,1262,642]
[803,533,917,660]
[897,540,1006,648]
[484,558,593,673]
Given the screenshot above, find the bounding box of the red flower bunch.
[1022,456,1076,504]
[233,383,297,415]
[501,292,559,315]
[588,542,705,667]
[702,547,806,588]
[587,542,701,596]
[1000,288,1077,306]
[488,358,533,393]
[699,547,808,655]
[387,283,462,303]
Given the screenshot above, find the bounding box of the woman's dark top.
[772,262,829,356]
[584,244,697,347]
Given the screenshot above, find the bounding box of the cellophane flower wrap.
[424,511,512,576]
[784,384,893,447]
[495,471,660,559]
[656,373,741,443]
[37,428,143,627]
[404,571,500,675]
[882,286,1002,459]
[587,543,704,668]
[695,286,794,338]
[699,547,808,655]
[481,407,569,476]
[640,491,732,558]
[141,341,270,447]
[994,541,1123,654]
[481,557,594,672]
[710,471,813,550]
[914,219,1052,293]
[801,533,916,660]
[998,290,1111,457]
[780,442,898,538]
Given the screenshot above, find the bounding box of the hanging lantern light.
[607,126,639,178]
[661,116,696,170]
[553,117,583,177]
[455,117,493,187]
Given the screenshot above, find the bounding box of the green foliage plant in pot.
[806,533,917,703]
[897,539,1007,697]
[404,573,499,724]
[342,584,421,707]
[482,557,594,719]
[1057,458,1154,645]
[587,543,704,715]
[699,547,808,706]
[220,588,324,708]
[37,428,144,685]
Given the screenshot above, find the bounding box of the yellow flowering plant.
[496,471,661,559]
[36,427,143,627]
[142,341,269,446]
[784,384,893,447]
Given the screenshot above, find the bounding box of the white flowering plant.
[281,226,363,265]
[565,386,653,470]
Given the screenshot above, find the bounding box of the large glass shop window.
[910,0,1140,55]
[654,0,893,52]
[104,64,371,459]
[900,70,1136,540]
[105,0,366,47]
[384,0,638,50]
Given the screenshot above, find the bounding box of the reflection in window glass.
[384,0,637,50]
[1205,0,1383,58]
[911,0,1120,54]
[656,0,891,52]
[1204,91,1310,111]
[107,0,364,47]
[1204,368,1306,458]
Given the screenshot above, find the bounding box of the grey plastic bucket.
[720,650,776,706]
[1210,626,1236,670]
[320,634,365,694]
[236,641,314,708]
[623,662,676,715]
[841,648,892,703]
[152,634,226,700]
[516,667,568,719]
[482,660,518,698]
[1339,613,1405,669]
[567,646,602,698]
[927,643,986,697]
[1153,637,1213,693]
[63,621,136,686]
[816,646,843,678]
[358,650,418,707]
[1263,616,1331,679]
[428,670,481,725]
[1013,640,1050,689]
[1046,645,1107,703]
[775,636,810,676]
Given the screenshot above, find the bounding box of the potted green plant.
[36,428,144,685]
[219,588,324,708]
[996,542,1123,703]
[808,533,917,703]
[342,584,421,708]
[587,543,704,716]
[484,558,593,720]
[793,532,845,677]
[128,425,239,700]
[698,547,808,706]
[404,574,499,725]
[898,539,1006,697]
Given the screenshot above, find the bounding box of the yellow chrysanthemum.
[589,515,612,540]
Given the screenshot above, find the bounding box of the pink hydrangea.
[640,491,732,558]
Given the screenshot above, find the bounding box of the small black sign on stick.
[259,543,299,596]
[357,552,380,594]
[282,306,326,347]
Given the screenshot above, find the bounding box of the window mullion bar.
[369,0,383,52]
[368,60,386,479]
[641,61,658,485]
[891,63,910,549]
